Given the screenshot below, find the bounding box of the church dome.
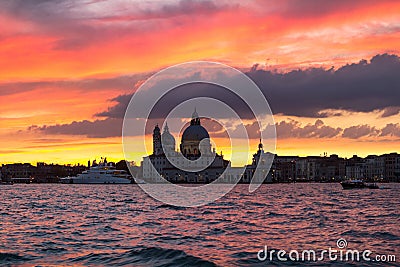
[180,109,212,156]
[162,131,175,144]
[161,123,175,150]
[181,124,209,142]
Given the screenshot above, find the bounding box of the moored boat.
[365,183,379,189]
[60,158,132,184]
[340,179,379,189]
[133,177,146,184]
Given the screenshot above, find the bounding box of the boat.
[60,158,132,184]
[134,177,146,184]
[340,179,379,189]
[365,183,379,189]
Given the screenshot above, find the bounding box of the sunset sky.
[1,0,400,166]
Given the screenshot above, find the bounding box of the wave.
[342,230,399,240]
[156,204,187,210]
[267,211,285,217]
[0,252,29,263]
[68,246,217,266]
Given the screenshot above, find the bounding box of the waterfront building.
[340,153,399,182]
[273,156,297,182]
[1,163,35,182]
[241,140,274,183]
[1,162,87,183]
[383,153,400,182]
[295,157,309,181]
[141,110,229,183]
[364,155,385,181]
[316,154,346,182]
[141,110,275,183]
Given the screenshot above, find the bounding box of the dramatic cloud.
[248,54,400,117]
[380,123,400,137]
[26,116,400,141]
[0,74,146,96]
[97,82,256,120]
[21,53,400,141]
[381,107,400,118]
[0,0,234,24]
[0,0,236,50]
[276,119,342,139]
[274,0,389,17]
[28,118,123,138]
[342,125,379,139]
[206,121,262,140]
[96,54,400,119]
[96,94,133,118]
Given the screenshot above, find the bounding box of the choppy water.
[0,183,399,266]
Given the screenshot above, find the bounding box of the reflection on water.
[0,184,399,266]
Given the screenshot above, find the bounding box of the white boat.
[60,158,132,184]
[134,177,146,184]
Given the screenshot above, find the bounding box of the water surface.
[0,183,399,266]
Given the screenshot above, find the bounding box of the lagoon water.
[0,183,399,266]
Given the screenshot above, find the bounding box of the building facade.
[141,110,229,183]
[141,110,274,184]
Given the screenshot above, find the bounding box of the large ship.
[60,158,132,184]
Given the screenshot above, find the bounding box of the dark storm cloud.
[96,94,133,118]
[248,53,400,117]
[97,54,400,119]
[381,106,400,118]
[97,82,256,120]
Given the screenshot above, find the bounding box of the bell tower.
[153,124,162,155]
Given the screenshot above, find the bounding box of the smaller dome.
[161,123,175,150]
[162,131,175,144]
